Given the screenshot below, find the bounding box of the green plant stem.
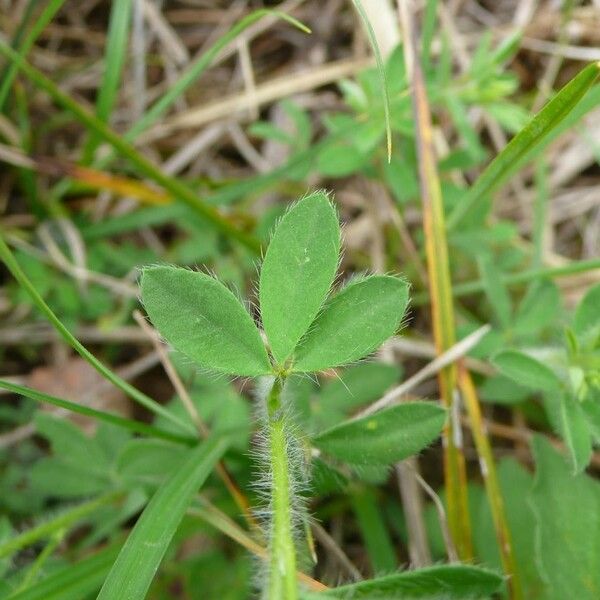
[0,232,194,435]
[398,1,472,560]
[0,492,121,559]
[267,377,298,600]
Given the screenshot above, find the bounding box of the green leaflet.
[478,253,512,329]
[530,436,600,599]
[556,394,592,474]
[292,275,409,373]
[448,62,600,229]
[492,349,561,392]
[259,192,340,364]
[573,282,600,337]
[313,402,446,465]
[141,266,271,376]
[97,436,228,600]
[302,565,502,599]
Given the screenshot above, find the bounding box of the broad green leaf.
[259,193,340,364]
[303,565,502,599]
[314,402,446,465]
[573,282,600,337]
[7,543,120,600]
[492,350,561,392]
[530,436,600,599]
[98,436,228,600]
[293,276,409,373]
[141,266,271,376]
[449,62,600,229]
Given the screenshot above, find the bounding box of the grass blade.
[351,0,392,161]
[97,435,228,600]
[7,543,120,600]
[0,492,120,559]
[0,40,261,253]
[125,9,310,143]
[81,0,133,163]
[0,0,66,111]
[448,61,600,229]
[0,380,195,446]
[0,233,194,435]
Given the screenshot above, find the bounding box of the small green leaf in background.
[473,459,546,598]
[293,275,409,372]
[573,282,600,337]
[141,266,271,376]
[98,436,228,600]
[477,253,512,329]
[313,363,400,431]
[492,349,561,392]
[530,435,600,600]
[350,487,397,574]
[116,439,186,486]
[314,402,446,465]
[514,279,561,336]
[259,192,340,364]
[556,394,592,474]
[303,564,502,599]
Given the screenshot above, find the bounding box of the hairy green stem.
[267,377,298,600]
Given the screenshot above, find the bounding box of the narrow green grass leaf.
[259,192,340,364]
[350,488,396,573]
[7,543,120,600]
[81,0,133,163]
[314,402,446,465]
[292,276,409,373]
[351,0,392,161]
[304,564,503,598]
[530,436,600,599]
[141,266,271,376]
[0,234,193,435]
[0,380,194,446]
[97,436,228,600]
[124,9,309,144]
[492,350,561,392]
[0,0,66,111]
[0,492,120,559]
[0,41,260,253]
[448,62,600,229]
